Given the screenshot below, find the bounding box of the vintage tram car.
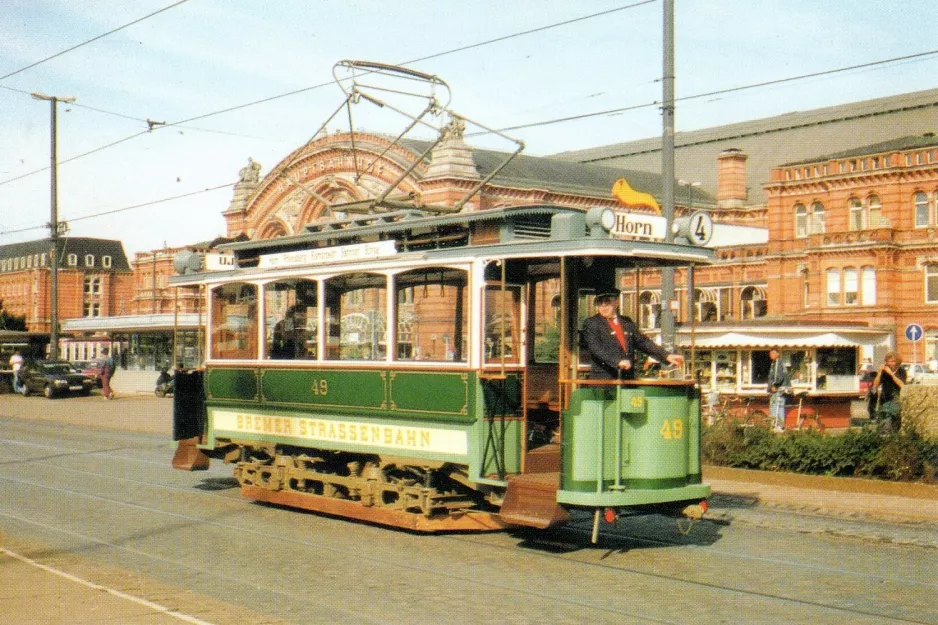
[171,203,714,538]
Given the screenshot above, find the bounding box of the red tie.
[607,317,627,350]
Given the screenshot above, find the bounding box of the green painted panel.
[561,383,702,494]
[206,368,259,401]
[389,371,470,415]
[261,369,386,409]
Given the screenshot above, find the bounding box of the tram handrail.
[559,378,695,386]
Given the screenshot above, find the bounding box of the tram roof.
[218,205,578,253]
[219,205,711,257]
[165,205,712,283]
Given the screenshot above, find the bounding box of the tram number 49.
[310,379,329,396]
[659,419,684,440]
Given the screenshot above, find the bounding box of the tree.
[0,300,27,331]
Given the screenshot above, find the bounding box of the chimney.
[717,148,748,209]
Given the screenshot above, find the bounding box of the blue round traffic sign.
[905,323,924,342]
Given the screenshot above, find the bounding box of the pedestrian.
[766,347,791,432]
[870,351,906,432]
[581,291,683,380]
[8,349,24,394]
[99,347,116,400]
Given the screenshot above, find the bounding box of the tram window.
[264,279,318,360]
[395,268,468,362]
[326,273,388,361]
[484,284,521,364]
[210,282,258,360]
[532,278,561,363]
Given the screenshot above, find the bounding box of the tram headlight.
[586,207,616,237]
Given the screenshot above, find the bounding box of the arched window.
[740,286,766,319]
[848,197,864,230]
[826,268,841,306]
[867,195,881,228]
[915,192,929,227]
[802,268,810,308]
[638,291,661,330]
[926,264,938,304]
[694,288,718,322]
[811,201,825,234]
[794,203,807,238]
[861,267,876,306]
[843,267,858,305]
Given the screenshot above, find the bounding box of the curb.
[704,465,938,524]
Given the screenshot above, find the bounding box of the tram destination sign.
[611,211,666,241]
[259,240,397,269]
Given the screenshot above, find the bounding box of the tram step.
[499,472,570,529]
[171,436,210,471]
[524,443,561,473]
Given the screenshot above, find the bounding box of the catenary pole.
[660,0,676,349]
[32,92,75,359]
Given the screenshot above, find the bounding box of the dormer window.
[102,255,112,268]
[85,254,94,267]
[68,254,78,266]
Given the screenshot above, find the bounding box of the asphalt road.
[0,393,936,624]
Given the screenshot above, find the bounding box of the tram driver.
[582,291,684,380]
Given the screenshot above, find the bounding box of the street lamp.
[31,92,75,359]
[678,179,702,212]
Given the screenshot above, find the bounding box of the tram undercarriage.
[229,444,511,532]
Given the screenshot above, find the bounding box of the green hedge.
[702,384,938,483]
[702,423,938,483]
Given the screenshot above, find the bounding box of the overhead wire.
[0,183,234,235]
[1,1,936,234]
[485,48,938,134]
[0,0,191,82]
[0,0,657,191]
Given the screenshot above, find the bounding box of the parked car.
[72,359,105,388]
[19,360,96,398]
[899,363,938,385]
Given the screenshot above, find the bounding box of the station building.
[0,238,134,362]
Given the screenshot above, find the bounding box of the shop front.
[678,323,894,429]
[62,313,203,372]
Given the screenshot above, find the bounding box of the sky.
[0,0,935,257]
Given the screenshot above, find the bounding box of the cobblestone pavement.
[0,391,936,623]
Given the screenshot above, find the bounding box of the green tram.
[171,204,714,538]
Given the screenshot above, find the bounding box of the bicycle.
[792,390,824,431]
[707,394,771,428]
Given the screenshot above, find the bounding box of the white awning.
[62,313,202,332]
[679,330,891,349]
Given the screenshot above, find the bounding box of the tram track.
[0,431,934,624]
[443,528,938,625]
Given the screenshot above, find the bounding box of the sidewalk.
[0,546,215,625]
[705,465,938,524]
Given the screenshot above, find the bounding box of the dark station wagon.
[18,360,96,398]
